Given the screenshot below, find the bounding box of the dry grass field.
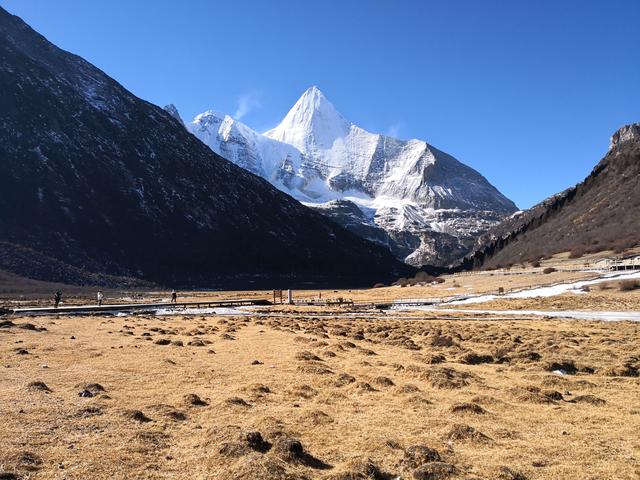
[0,269,597,310]
[1,311,639,480]
[448,289,640,312]
[345,270,595,302]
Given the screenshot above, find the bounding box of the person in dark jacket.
[54,291,62,308]
[171,290,177,303]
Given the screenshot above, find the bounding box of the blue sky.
[2,0,639,208]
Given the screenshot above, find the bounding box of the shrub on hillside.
[414,271,435,283]
[619,280,640,292]
[394,271,440,287]
[568,247,585,259]
[543,267,557,274]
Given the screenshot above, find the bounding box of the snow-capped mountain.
[188,109,308,193]
[186,86,517,266]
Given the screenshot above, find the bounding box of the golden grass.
[347,270,596,301]
[449,289,640,312]
[1,312,639,479]
[2,270,593,310]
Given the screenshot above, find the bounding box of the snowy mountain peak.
[266,86,351,152]
[194,109,227,124]
[189,87,517,266]
[188,108,307,183]
[291,86,343,122]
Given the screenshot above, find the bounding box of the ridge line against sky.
[2,0,639,208]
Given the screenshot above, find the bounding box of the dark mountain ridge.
[0,7,413,288]
[463,123,640,269]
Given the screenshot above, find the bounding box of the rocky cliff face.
[466,123,640,269]
[609,123,640,150]
[188,87,517,267]
[0,7,412,287]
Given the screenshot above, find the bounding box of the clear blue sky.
[2,0,639,208]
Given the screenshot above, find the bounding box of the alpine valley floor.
[2,250,640,480]
[1,315,639,479]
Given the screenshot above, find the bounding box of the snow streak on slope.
[186,87,517,266]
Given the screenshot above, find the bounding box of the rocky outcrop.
[163,104,184,126]
[609,123,640,150]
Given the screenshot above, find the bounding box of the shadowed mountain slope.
[0,7,412,287]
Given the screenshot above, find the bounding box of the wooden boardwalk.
[607,258,640,271]
[592,255,640,271]
[10,298,271,316]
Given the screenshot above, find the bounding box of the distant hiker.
[54,291,62,308]
[171,290,177,303]
[97,291,104,306]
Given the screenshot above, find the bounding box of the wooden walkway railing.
[10,298,271,316]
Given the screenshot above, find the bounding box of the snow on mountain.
[187,110,311,198]
[265,85,352,156]
[187,87,517,266]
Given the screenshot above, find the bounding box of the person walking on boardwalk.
[97,291,103,306]
[171,290,177,303]
[54,291,62,308]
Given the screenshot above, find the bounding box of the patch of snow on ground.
[447,270,640,305]
[154,307,252,316]
[414,308,640,322]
